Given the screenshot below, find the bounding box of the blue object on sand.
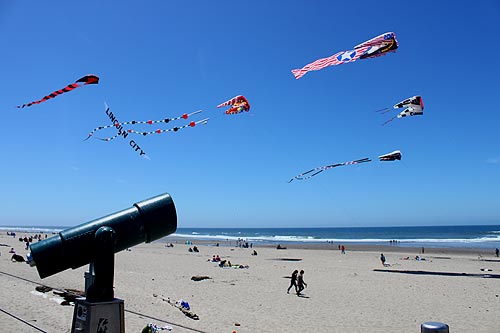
[421,322,449,333]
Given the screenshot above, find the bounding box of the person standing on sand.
[297,270,307,295]
[496,248,499,257]
[287,270,298,294]
[341,245,345,254]
[380,253,386,266]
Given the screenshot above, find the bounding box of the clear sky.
[1,1,499,228]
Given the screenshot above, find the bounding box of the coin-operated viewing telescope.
[28,193,177,333]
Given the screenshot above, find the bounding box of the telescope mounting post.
[72,226,125,333]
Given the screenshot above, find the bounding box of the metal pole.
[421,322,449,333]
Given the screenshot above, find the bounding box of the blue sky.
[0,1,499,228]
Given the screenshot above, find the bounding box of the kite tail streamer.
[85,110,205,140]
[92,117,209,141]
[288,168,326,182]
[345,158,372,164]
[374,107,391,114]
[288,158,371,182]
[291,69,307,80]
[114,118,210,138]
[382,116,397,126]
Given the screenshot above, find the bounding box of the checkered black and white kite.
[288,158,372,182]
[377,96,424,126]
[289,150,403,182]
[85,109,208,141]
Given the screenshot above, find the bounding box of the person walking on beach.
[341,245,345,254]
[496,248,499,257]
[287,270,298,294]
[297,270,307,295]
[380,253,386,266]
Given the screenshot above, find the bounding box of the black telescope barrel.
[29,193,177,279]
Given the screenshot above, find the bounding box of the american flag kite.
[291,32,398,79]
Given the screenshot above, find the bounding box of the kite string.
[0,307,48,333]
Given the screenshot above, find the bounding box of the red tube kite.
[17,75,99,108]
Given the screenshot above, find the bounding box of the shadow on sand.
[373,269,500,279]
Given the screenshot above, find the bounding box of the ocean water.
[173,225,500,249]
[3,225,499,249]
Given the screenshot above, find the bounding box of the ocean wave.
[171,232,500,244]
[0,226,63,234]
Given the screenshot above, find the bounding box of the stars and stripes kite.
[17,75,99,108]
[289,150,402,182]
[217,95,250,115]
[291,32,398,79]
[85,109,209,141]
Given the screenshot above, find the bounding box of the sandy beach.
[0,232,499,332]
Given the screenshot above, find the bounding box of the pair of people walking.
[287,269,307,295]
